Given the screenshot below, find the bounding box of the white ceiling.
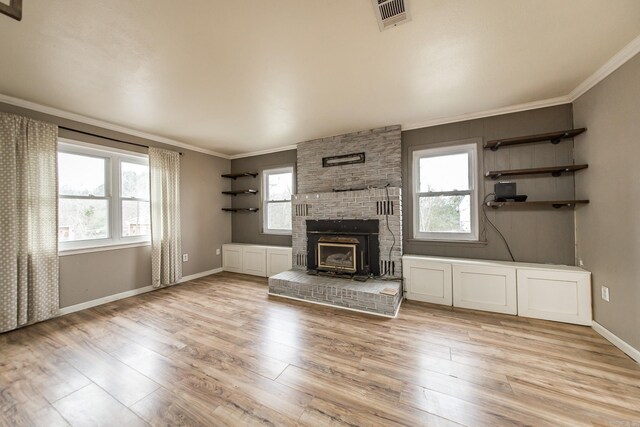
[1,1,639,156]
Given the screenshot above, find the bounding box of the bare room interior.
[1,1,640,425]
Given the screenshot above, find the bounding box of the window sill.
[406,238,488,247]
[59,241,151,256]
[260,232,292,237]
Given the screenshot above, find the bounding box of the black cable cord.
[482,193,516,262]
[384,184,396,275]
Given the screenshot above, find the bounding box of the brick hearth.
[268,270,402,317]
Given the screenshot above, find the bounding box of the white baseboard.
[267,291,402,319]
[178,267,223,283]
[57,267,224,316]
[58,285,155,316]
[592,321,640,364]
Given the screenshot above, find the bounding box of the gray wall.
[402,104,577,265]
[0,101,232,308]
[574,53,640,351]
[230,149,297,247]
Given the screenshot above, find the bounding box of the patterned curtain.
[149,147,182,287]
[0,113,59,333]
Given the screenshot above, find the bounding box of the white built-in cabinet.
[403,255,592,325]
[223,244,292,277]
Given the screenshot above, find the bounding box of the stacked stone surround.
[269,270,402,317]
[268,125,403,317]
[293,124,403,279]
[296,125,401,193]
[292,187,402,278]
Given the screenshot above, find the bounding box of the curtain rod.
[58,126,183,156]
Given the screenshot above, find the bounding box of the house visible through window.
[413,142,478,241]
[263,166,293,234]
[58,140,151,251]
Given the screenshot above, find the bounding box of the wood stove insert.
[307,219,380,277]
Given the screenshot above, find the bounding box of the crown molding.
[404,34,640,132]
[228,144,298,160]
[0,93,231,159]
[402,95,571,131]
[568,34,640,102]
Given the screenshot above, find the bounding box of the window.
[58,140,151,252]
[263,166,293,234]
[413,142,478,241]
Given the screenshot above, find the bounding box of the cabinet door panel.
[404,260,452,305]
[243,247,267,277]
[222,245,243,273]
[453,264,517,314]
[267,248,293,277]
[517,269,591,325]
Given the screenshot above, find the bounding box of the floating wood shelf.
[222,189,258,196]
[484,128,586,151]
[485,164,588,180]
[486,200,589,209]
[221,172,258,179]
[221,208,259,212]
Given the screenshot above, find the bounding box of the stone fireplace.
[294,188,401,279]
[268,125,403,317]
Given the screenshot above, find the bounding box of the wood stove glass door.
[317,243,357,272]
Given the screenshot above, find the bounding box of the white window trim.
[412,142,479,242]
[58,139,151,253]
[262,166,294,235]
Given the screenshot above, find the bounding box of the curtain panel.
[149,147,182,287]
[0,113,59,333]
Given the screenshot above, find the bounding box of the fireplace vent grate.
[295,204,310,216]
[377,200,394,215]
[296,253,307,267]
[380,260,396,276]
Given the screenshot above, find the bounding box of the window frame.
[262,166,294,235]
[58,139,151,254]
[412,142,479,242]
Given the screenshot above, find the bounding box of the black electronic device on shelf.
[494,182,527,202]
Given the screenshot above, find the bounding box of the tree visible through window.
[263,167,293,234]
[58,141,151,251]
[58,152,109,242]
[413,143,478,241]
[121,161,151,237]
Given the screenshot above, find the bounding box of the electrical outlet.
[578,259,584,267]
[216,248,221,255]
[601,285,610,302]
[182,253,189,262]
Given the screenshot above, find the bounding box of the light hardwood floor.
[2,272,640,426]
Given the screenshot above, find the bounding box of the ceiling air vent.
[372,0,410,31]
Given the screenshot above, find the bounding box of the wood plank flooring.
[2,272,640,426]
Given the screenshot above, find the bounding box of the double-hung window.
[413,142,478,241]
[58,140,151,252]
[263,166,293,234]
